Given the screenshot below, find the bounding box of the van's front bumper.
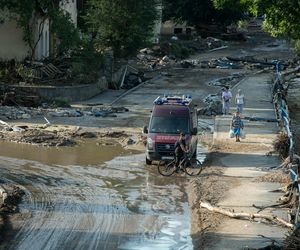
[146,149,174,161]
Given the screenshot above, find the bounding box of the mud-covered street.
[0,30,297,250]
[0,140,207,250]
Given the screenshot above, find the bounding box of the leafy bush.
[0,68,9,82]
[70,41,104,83]
[15,64,34,83]
[293,39,300,56]
[51,98,71,108]
[238,20,248,29]
[170,42,193,59]
[51,10,80,56]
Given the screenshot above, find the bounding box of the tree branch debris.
[199,201,294,229]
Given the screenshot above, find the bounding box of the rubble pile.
[0,106,42,120]
[0,59,84,86]
[136,37,226,69]
[226,56,297,71]
[91,106,129,118]
[199,58,243,69]
[0,105,129,121]
[198,73,245,116]
[0,125,76,147]
[207,73,244,87]
[135,45,285,73]
[0,105,131,146]
[100,131,128,138]
[121,72,146,90]
[0,186,25,214]
[198,94,223,116]
[0,87,41,107]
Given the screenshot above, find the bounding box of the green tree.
[162,0,245,29]
[85,0,158,57]
[51,10,80,56]
[214,0,300,40]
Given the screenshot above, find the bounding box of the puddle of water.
[0,139,132,166]
[0,136,209,249]
[0,153,194,250]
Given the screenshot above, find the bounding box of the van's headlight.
[147,138,154,150]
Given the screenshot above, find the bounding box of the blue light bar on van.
[153,95,192,106]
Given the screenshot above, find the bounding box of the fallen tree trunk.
[200,201,294,229]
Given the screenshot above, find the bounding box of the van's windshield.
[149,116,189,134]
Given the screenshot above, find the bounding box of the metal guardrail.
[272,62,300,228]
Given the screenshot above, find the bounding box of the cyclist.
[174,132,189,170]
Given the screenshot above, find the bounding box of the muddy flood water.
[0,139,206,250]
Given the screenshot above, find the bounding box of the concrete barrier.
[10,76,108,102]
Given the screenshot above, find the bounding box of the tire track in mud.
[0,153,193,250]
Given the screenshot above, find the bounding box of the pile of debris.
[0,86,41,107]
[0,105,129,121]
[0,186,25,214]
[136,52,284,73]
[136,48,176,70]
[207,73,244,87]
[0,123,76,147]
[0,105,131,146]
[0,60,68,86]
[199,58,243,69]
[226,56,294,71]
[47,106,128,118]
[135,37,226,70]
[0,106,43,120]
[198,94,223,116]
[198,72,245,116]
[121,71,146,90]
[197,56,296,71]
[0,119,140,148]
[284,229,300,250]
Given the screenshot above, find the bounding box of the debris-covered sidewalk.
[206,73,290,249]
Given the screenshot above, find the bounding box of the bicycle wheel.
[158,160,176,176]
[184,159,202,176]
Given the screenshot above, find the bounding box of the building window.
[174,28,183,34]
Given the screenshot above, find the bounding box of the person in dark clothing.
[174,132,189,169]
[231,111,244,142]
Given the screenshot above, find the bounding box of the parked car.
[143,95,198,165]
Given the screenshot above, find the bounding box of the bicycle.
[157,155,202,176]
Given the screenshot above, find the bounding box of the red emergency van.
[143,95,198,165]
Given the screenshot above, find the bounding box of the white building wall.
[0,1,77,61]
[0,12,50,61]
[60,0,77,27]
[35,18,50,60]
[0,20,30,61]
[161,21,194,35]
[153,3,162,42]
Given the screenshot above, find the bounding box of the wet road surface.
[0,140,205,250]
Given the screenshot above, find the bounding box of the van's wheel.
[146,157,152,165]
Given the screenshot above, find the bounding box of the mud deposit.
[0,141,204,250]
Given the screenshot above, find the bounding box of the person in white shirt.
[222,86,232,115]
[235,89,245,113]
